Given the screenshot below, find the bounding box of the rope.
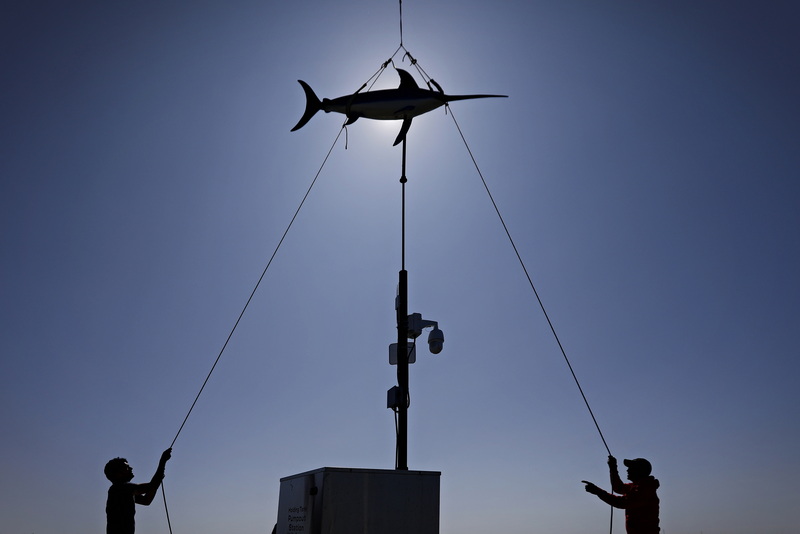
[445,106,617,534]
[160,125,347,534]
[445,106,612,456]
[161,483,174,534]
[168,125,346,449]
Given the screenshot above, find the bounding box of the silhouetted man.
[582,455,660,534]
[104,448,172,534]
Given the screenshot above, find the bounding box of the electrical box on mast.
[389,343,417,364]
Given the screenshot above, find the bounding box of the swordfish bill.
[291,69,507,146]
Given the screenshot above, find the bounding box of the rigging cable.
[168,124,346,449]
[387,8,610,448]
[160,124,347,534]
[446,105,614,454]
[445,105,616,534]
[161,483,174,534]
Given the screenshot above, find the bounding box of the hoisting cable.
[159,124,347,534]
[399,0,404,46]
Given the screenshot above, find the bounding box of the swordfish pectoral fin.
[393,118,413,146]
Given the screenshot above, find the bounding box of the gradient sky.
[2,2,799,533]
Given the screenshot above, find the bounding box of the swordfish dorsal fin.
[396,69,419,90]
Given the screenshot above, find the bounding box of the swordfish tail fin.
[290,80,322,132]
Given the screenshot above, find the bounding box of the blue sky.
[2,1,799,533]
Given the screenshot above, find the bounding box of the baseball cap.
[623,458,652,475]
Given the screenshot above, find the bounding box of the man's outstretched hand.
[582,480,601,495]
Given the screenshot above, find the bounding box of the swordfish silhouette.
[291,69,507,145]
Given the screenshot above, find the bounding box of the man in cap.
[582,455,660,534]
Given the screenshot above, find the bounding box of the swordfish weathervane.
[291,68,507,146]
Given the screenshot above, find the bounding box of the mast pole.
[396,137,409,471]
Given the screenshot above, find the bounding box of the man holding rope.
[104,448,172,534]
[582,455,660,534]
